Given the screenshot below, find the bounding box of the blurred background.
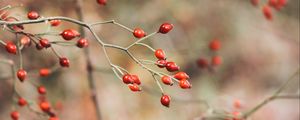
[0,0,299,120]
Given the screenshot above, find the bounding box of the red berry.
[179,79,191,89]
[128,84,141,92]
[76,38,88,48]
[39,101,51,112]
[209,39,221,51]
[122,74,133,84]
[251,0,259,6]
[263,5,273,21]
[160,94,171,107]
[17,69,27,82]
[158,23,173,34]
[49,117,59,120]
[161,76,173,86]
[233,99,242,109]
[60,29,78,40]
[59,57,70,67]
[39,68,50,77]
[18,97,27,107]
[174,72,189,80]
[156,59,167,68]
[10,111,19,120]
[275,0,287,10]
[155,49,166,60]
[196,58,209,69]
[39,39,51,48]
[27,11,39,20]
[50,20,61,27]
[232,111,242,120]
[133,28,146,38]
[5,41,17,54]
[211,56,222,66]
[131,75,141,85]
[97,0,107,5]
[165,62,180,72]
[20,35,30,45]
[38,86,47,95]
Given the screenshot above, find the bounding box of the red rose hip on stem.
[128,84,141,92]
[174,72,189,80]
[50,20,61,27]
[211,55,222,66]
[133,28,146,38]
[122,74,133,84]
[156,59,167,68]
[97,0,107,5]
[263,5,273,21]
[159,23,173,34]
[39,101,51,112]
[38,86,47,95]
[76,38,88,48]
[18,97,27,107]
[155,49,166,60]
[10,111,19,120]
[27,11,39,20]
[160,94,171,107]
[39,68,50,77]
[161,76,173,86]
[165,62,180,72]
[179,79,192,89]
[60,29,78,40]
[39,39,51,48]
[59,57,70,67]
[131,75,141,85]
[5,41,17,54]
[209,39,221,51]
[17,69,27,82]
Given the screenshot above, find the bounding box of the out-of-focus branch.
[74,0,102,119]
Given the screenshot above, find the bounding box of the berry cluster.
[196,38,222,70]
[250,0,288,21]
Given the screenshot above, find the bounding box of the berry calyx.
[174,72,189,80]
[160,94,171,107]
[76,38,88,48]
[128,84,141,92]
[179,79,192,89]
[165,62,180,72]
[10,111,19,120]
[5,41,17,54]
[131,75,141,85]
[17,69,27,82]
[211,55,222,66]
[39,68,50,77]
[38,86,47,95]
[27,11,39,20]
[158,23,173,34]
[39,39,51,48]
[155,49,166,60]
[97,0,107,5]
[18,97,27,107]
[36,43,44,50]
[60,29,79,40]
[133,28,146,38]
[59,57,70,67]
[39,101,51,112]
[156,59,167,68]
[50,20,61,27]
[161,76,173,86]
[209,39,221,51]
[122,74,133,84]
